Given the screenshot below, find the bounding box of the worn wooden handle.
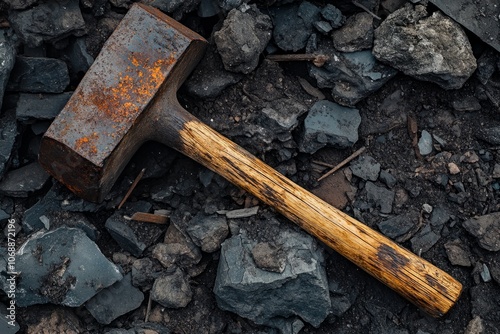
[151,100,462,317]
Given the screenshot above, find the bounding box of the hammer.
[38,3,461,317]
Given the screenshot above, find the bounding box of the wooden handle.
[151,101,462,317]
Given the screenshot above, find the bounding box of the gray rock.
[85,273,144,325]
[0,110,17,180]
[215,5,272,74]
[444,239,471,267]
[185,45,243,98]
[186,212,229,253]
[307,39,397,106]
[152,224,202,269]
[470,284,500,332]
[22,184,61,233]
[0,302,20,333]
[151,267,192,308]
[313,21,332,35]
[452,96,482,112]
[271,2,320,52]
[462,212,500,251]
[7,56,69,93]
[16,92,72,122]
[410,224,440,253]
[0,31,16,112]
[332,12,373,52]
[42,211,99,241]
[476,126,500,145]
[131,258,159,290]
[8,0,86,47]
[320,4,344,28]
[218,0,246,11]
[328,279,357,317]
[4,0,37,9]
[198,0,220,17]
[373,4,477,89]
[0,162,49,197]
[379,170,397,188]
[418,130,433,156]
[350,155,380,181]
[430,206,450,230]
[299,100,360,154]
[214,229,331,328]
[475,48,498,85]
[377,214,415,240]
[145,0,201,20]
[429,0,500,53]
[365,182,394,214]
[16,227,123,307]
[60,38,94,82]
[251,242,286,273]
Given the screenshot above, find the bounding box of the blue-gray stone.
[320,4,344,28]
[410,224,440,254]
[350,155,381,181]
[379,169,397,188]
[0,30,16,112]
[313,21,332,35]
[16,92,73,121]
[85,273,144,325]
[22,184,61,233]
[0,302,20,334]
[299,100,360,154]
[198,0,220,17]
[8,0,86,47]
[186,212,229,253]
[0,109,17,180]
[16,227,123,307]
[0,162,49,197]
[214,229,331,328]
[60,38,94,81]
[462,212,500,251]
[365,181,394,214]
[418,130,433,156]
[378,215,416,240]
[307,38,397,106]
[147,0,201,20]
[105,213,147,257]
[7,56,69,93]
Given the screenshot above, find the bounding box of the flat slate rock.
[7,56,69,93]
[16,227,123,307]
[0,110,17,180]
[0,30,16,112]
[85,273,144,325]
[462,212,500,251]
[16,92,73,121]
[0,162,50,197]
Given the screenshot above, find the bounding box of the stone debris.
[332,12,373,52]
[0,31,16,112]
[0,110,18,179]
[151,266,193,308]
[152,223,202,269]
[16,92,73,122]
[418,130,433,156]
[14,227,123,307]
[85,273,144,324]
[299,100,360,154]
[0,162,49,197]
[186,212,229,253]
[377,214,416,240]
[215,4,272,74]
[350,155,381,181]
[444,239,472,267]
[365,181,395,214]
[373,4,477,89]
[462,212,500,251]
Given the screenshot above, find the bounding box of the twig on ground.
[352,0,382,20]
[317,146,366,182]
[125,212,169,224]
[117,168,146,209]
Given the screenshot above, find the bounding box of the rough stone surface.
[444,239,472,267]
[214,229,331,328]
[299,100,360,154]
[332,12,373,52]
[214,5,272,74]
[410,224,440,253]
[476,127,500,146]
[251,242,286,273]
[418,130,433,156]
[152,223,202,269]
[16,92,72,121]
[377,214,416,240]
[186,212,229,253]
[373,4,477,89]
[143,0,201,20]
[85,274,144,325]
[0,30,16,112]
[0,162,49,197]
[350,155,381,181]
[320,4,344,28]
[7,56,70,93]
[16,227,123,307]
[0,110,17,180]
[151,267,192,308]
[462,212,500,251]
[365,182,395,214]
[8,0,86,47]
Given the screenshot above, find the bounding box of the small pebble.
[447,162,460,175]
[422,203,433,214]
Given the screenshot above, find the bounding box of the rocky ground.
[0,0,499,333]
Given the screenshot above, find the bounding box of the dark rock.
[462,212,500,251]
[328,279,357,317]
[307,38,397,106]
[350,155,380,181]
[16,92,72,122]
[452,97,482,112]
[377,214,416,240]
[251,242,286,273]
[186,212,229,253]
[60,38,94,81]
[475,48,498,85]
[214,229,330,328]
[214,4,272,74]
[22,184,61,232]
[320,4,345,28]
[429,0,500,53]
[185,44,243,98]
[298,100,360,154]
[0,162,49,197]
[410,224,440,254]
[131,258,159,290]
[476,127,500,145]
[332,12,373,52]
[43,211,99,241]
[0,110,17,179]
[198,0,220,17]
[271,2,320,52]
[430,206,450,230]
[365,182,394,214]
[143,0,201,20]
[23,307,82,333]
[0,301,20,333]
[0,30,16,112]
[379,169,397,188]
[471,284,500,331]
[152,223,202,269]
[4,0,37,9]
[8,0,86,47]
[373,4,476,89]
[7,56,70,93]
[16,227,123,307]
[85,273,144,325]
[151,267,192,308]
[444,239,472,267]
[314,21,332,35]
[218,0,246,11]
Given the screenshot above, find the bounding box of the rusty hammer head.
[38,3,207,202]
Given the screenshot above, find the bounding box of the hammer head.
[39,3,207,202]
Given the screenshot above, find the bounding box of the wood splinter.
[316,147,366,182]
[125,212,169,224]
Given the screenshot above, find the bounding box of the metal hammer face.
[39,3,207,202]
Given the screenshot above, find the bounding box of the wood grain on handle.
[171,117,462,317]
